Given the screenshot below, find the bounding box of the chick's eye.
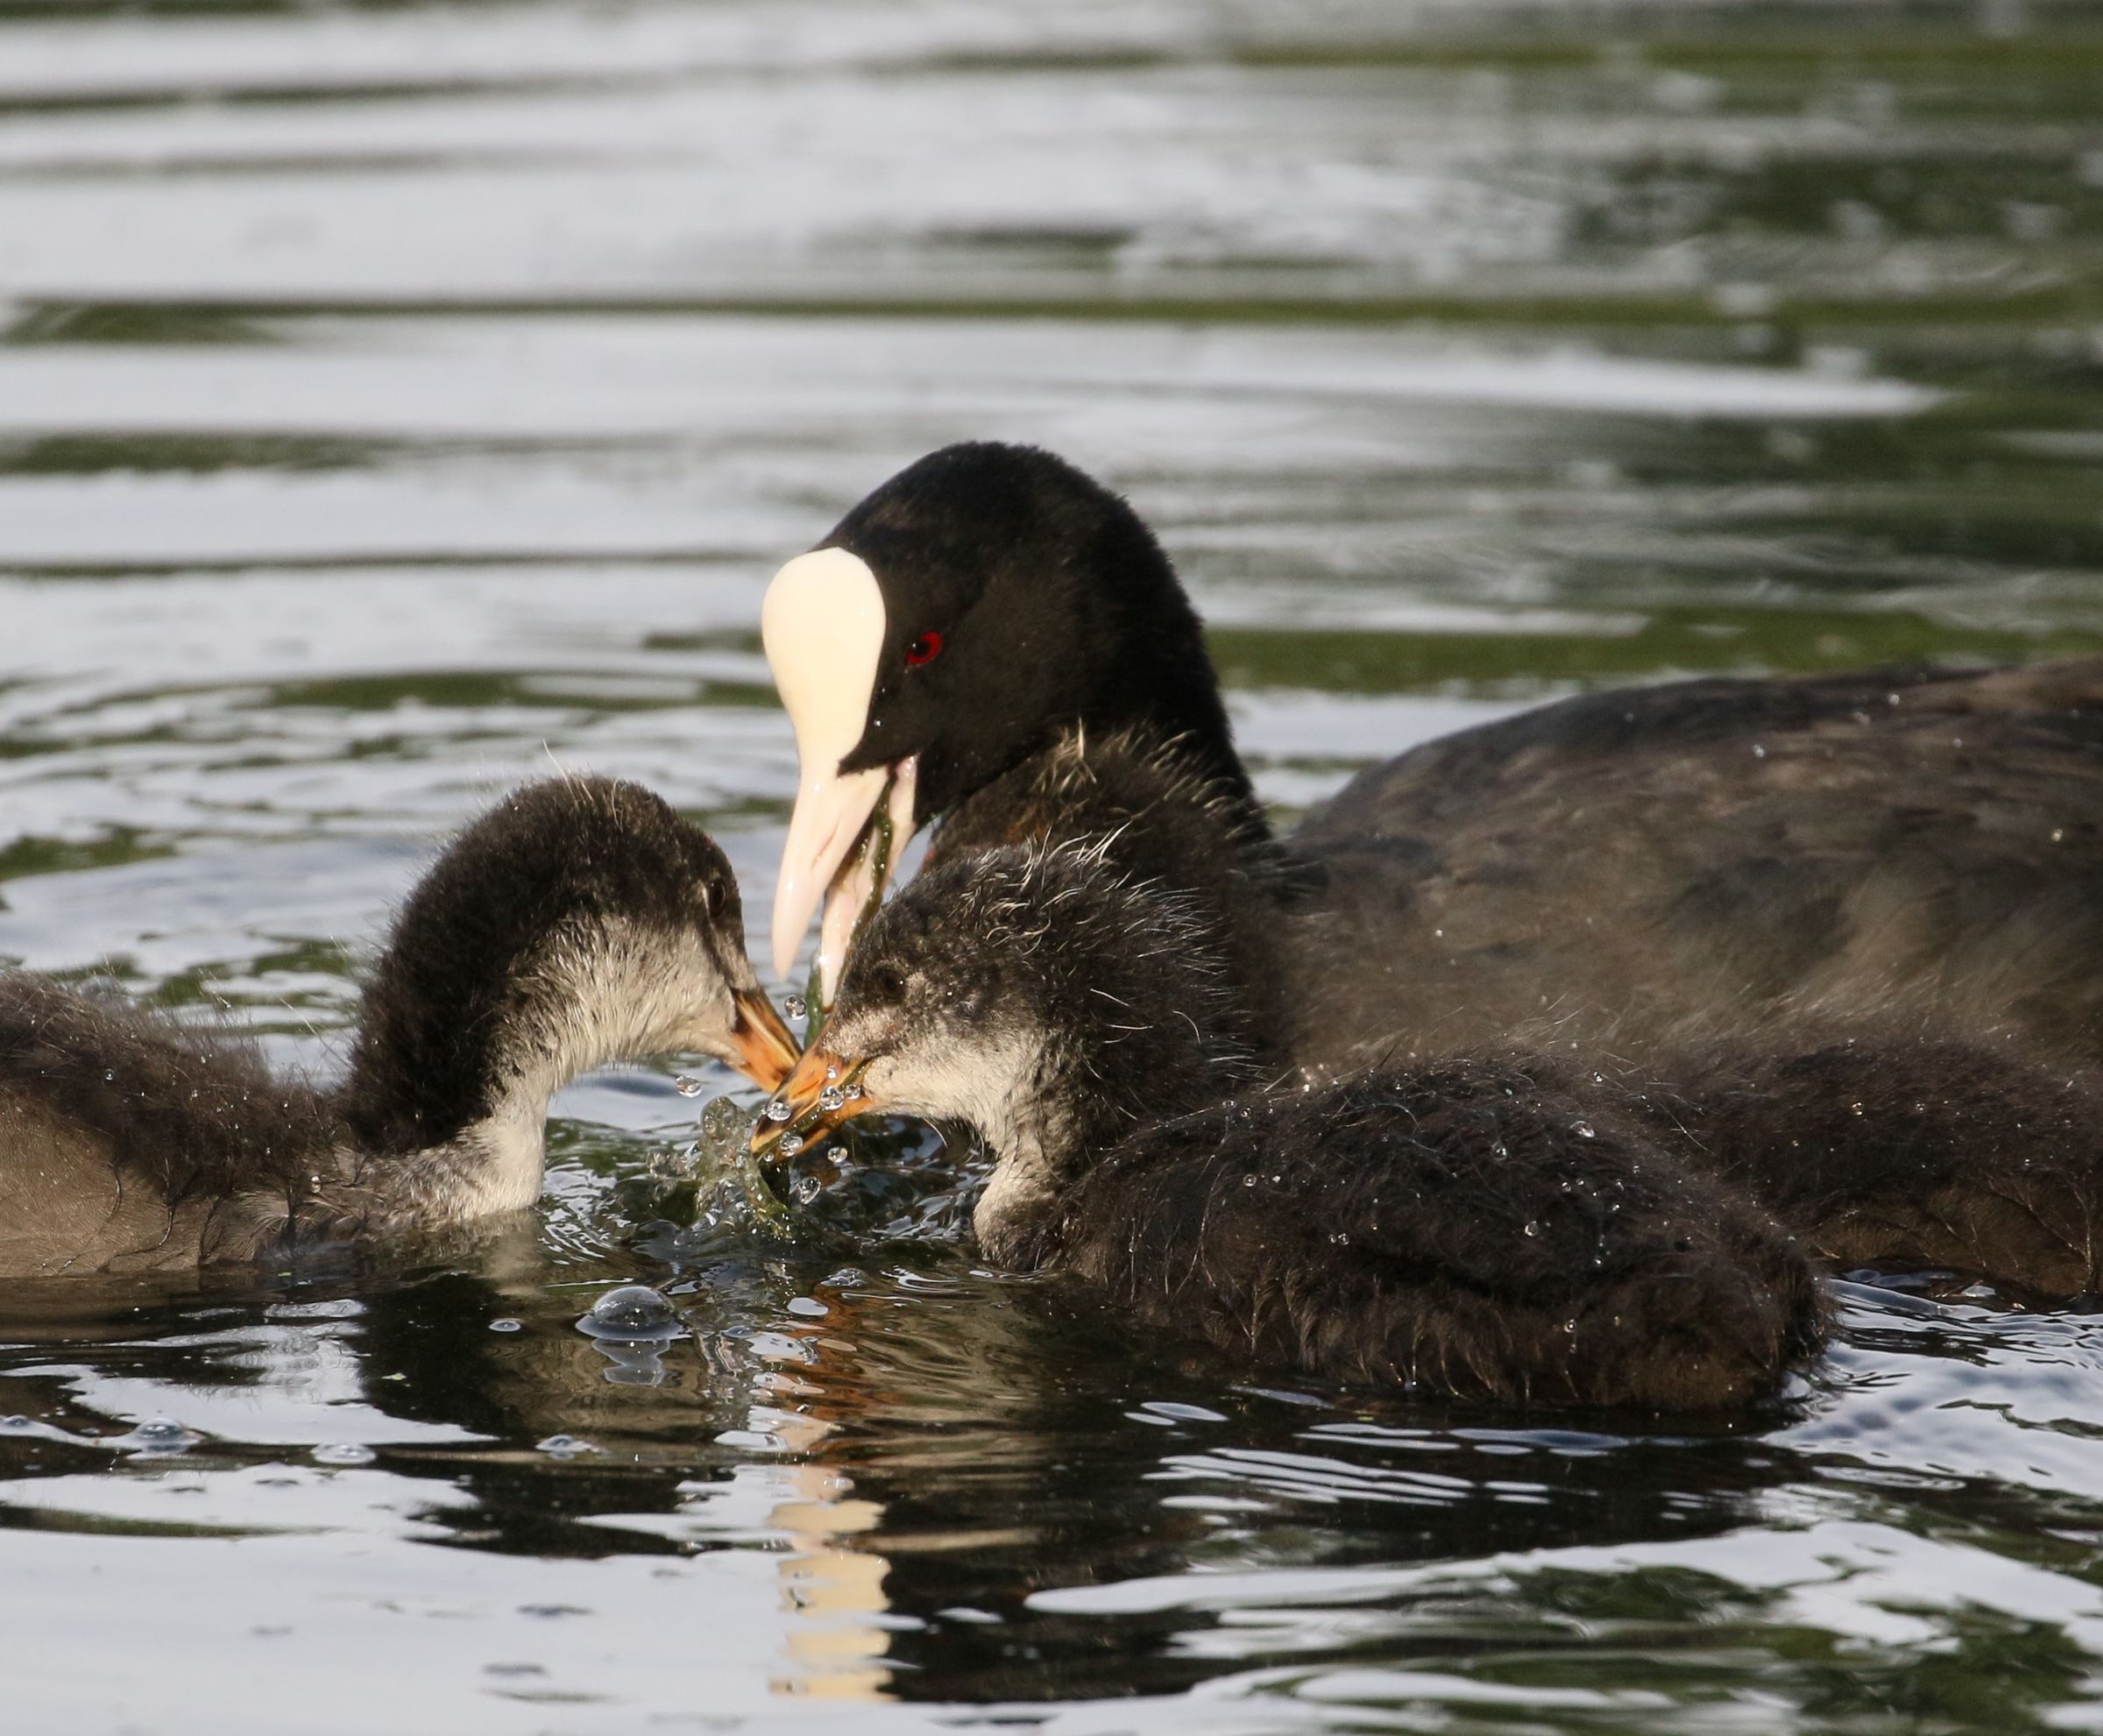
[701,878,728,921]
[904,631,944,668]
[867,963,909,1003]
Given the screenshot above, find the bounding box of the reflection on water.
[4,0,2103,1730]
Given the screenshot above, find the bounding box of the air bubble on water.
[790,1173,821,1205]
[1524,1221,1542,1237]
[577,1285,683,1342]
[766,1098,793,1123]
[314,1442,375,1466]
[674,1074,705,1098]
[490,1318,523,1334]
[536,1435,604,1459]
[783,995,808,1021]
[825,1268,867,1288]
[819,1086,846,1112]
[124,1416,199,1454]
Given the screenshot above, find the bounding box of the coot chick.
[760,442,2103,1066]
[0,778,799,1276]
[756,842,1820,1411]
[1609,1036,2103,1300]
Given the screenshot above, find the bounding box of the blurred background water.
[2,1,2102,1729]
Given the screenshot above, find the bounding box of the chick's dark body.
[1018,1058,1822,1411]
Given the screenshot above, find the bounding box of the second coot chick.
[759,841,1821,1411]
[0,777,798,1277]
[1604,1037,2103,1300]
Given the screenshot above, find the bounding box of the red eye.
[904,631,944,667]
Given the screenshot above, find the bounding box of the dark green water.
[3,2,2102,1729]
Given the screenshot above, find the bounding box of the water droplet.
[674,1074,704,1098]
[1241,1174,1257,1187]
[819,1086,846,1112]
[313,1442,375,1466]
[1573,1121,1597,1139]
[790,1172,820,1204]
[103,1069,116,1084]
[535,1434,603,1459]
[2053,828,2066,843]
[1752,744,1766,759]
[489,1318,522,1334]
[826,1145,849,1166]
[1328,1232,1349,1247]
[577,1285,682,1342]
[783,995,807,1021]
[1851,1101,1866,1116]
[766,1098,793,1123]
[825,1064,839,1081]
[1564,1318,1577,1333]
[1523,1221,1542,1237]
[696,1095,748,1152]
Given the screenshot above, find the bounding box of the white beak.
[762,548,918,989]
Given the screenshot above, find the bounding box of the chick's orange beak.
[751,1045,878,1167]
[727,987,801,1091]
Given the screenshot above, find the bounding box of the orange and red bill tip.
[727,987,802,1092]
[751,1046,876,1166]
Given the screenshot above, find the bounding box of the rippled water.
[4,2,2103,1729]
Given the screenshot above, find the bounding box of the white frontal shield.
[763,547,905,989]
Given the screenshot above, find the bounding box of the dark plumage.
[1290,657,2103,1067]
[766,442,2103,1073]
[0,778,796,1276]
[761,843,1823,1411]
[922,724,1308,1069]
[1602,1037,2103,1300]
[821,442,1263,843]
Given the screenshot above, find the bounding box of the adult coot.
[760,443,2103,1071]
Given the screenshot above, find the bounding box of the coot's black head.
[343,777,797,1156]
[761,443,1252,988]
[756,840,1258,1217]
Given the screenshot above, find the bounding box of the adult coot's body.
[0,779,797,1276]
[759,443,2103,1071]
